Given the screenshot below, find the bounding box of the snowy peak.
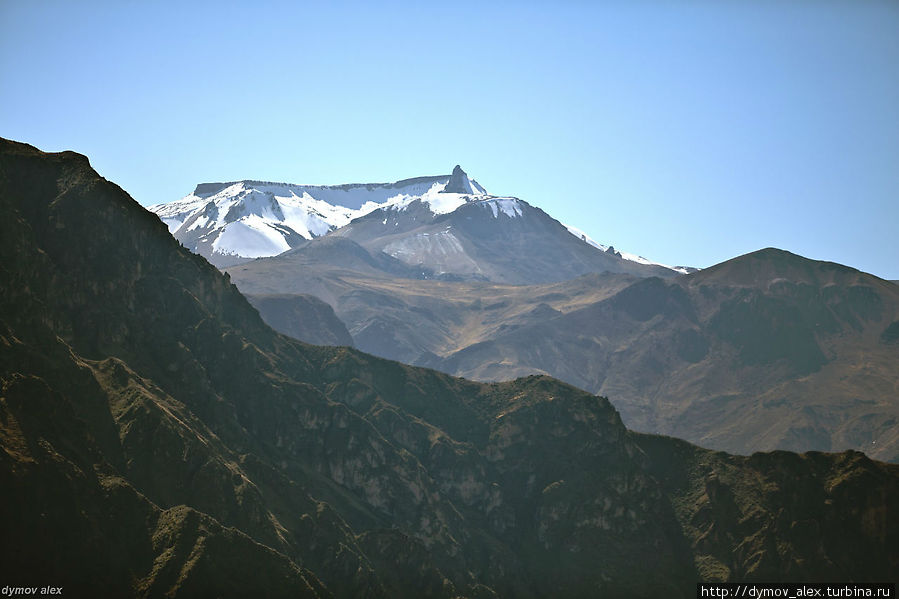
[149,165,687,275]
[149,167,490,266]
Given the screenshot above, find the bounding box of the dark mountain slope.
[635,433,899,581]
[0,144,328,597]
[1,138,897,597]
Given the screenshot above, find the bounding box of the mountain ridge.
[187,170,483,204]
[4,138,897,596]
[420,248,899,460]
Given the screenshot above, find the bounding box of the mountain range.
[4,139,898,595]
[159,166,899,463]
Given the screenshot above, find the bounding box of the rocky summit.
[2,138,898,597]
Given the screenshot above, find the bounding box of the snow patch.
[186,215,210,231]
[481,197,523,218]
[160,217,184,233]
[382,182,474,215]
[212,216,292,258]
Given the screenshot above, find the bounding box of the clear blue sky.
[2,1,897,277]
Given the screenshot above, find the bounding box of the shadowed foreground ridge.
[1,138,897,597]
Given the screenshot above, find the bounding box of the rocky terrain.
[227,236,640,362]
[229,240,899,462]
[420,250,899,462]
[2,138,898,597]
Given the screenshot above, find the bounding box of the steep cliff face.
[1,138,897,597]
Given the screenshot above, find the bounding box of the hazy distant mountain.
[230,244,899,462]
[423,249,899,461]
[150,165,686,278]
[5,138,898,595]
[227,245,640,364]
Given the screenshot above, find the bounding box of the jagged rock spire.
[443,165,475,194]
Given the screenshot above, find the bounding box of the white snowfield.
[148,167,681,271]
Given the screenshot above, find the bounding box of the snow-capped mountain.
[149,165,685,278]
[148,166,487,267]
